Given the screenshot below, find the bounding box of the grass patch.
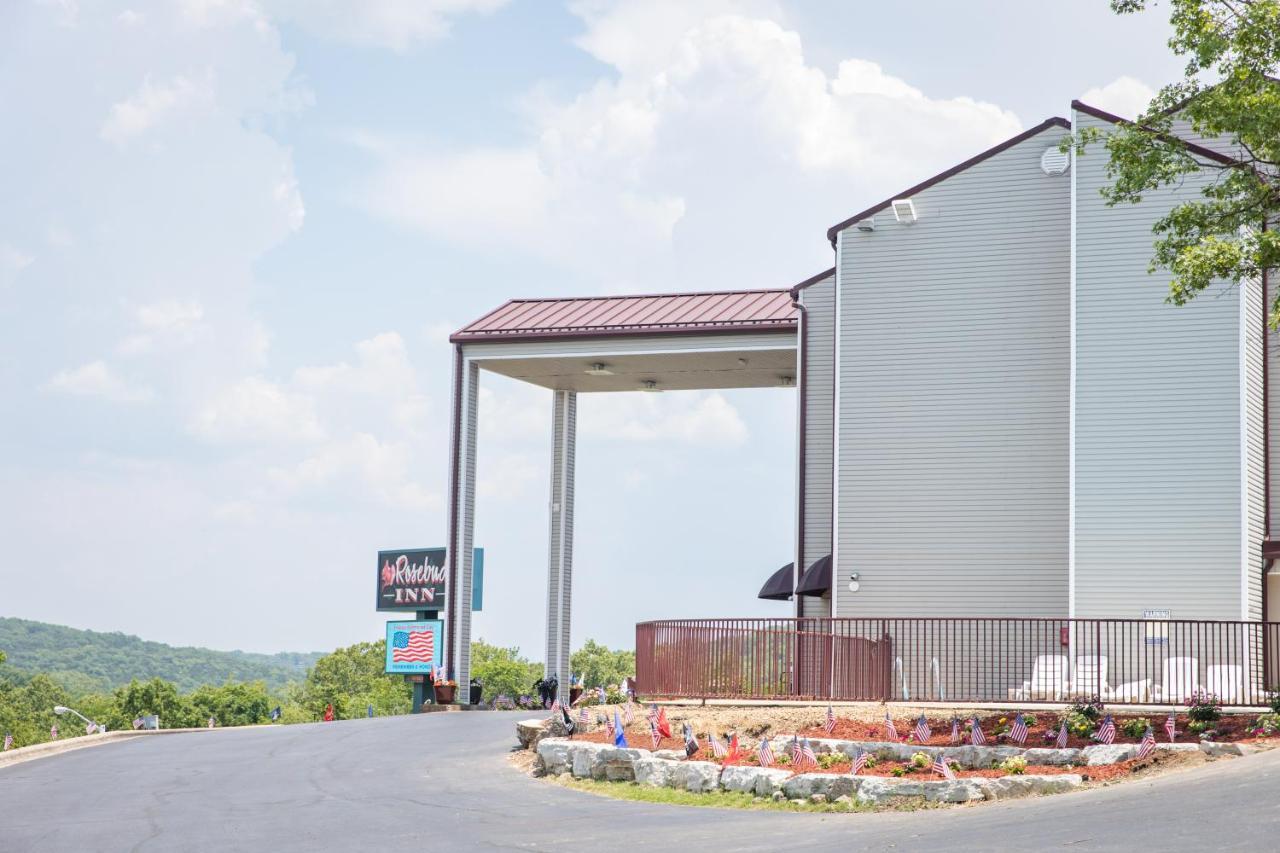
[550,776,934,813]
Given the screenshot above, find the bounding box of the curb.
[0,725,275,771]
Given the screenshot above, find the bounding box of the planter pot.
[434,684,457,704]
[569,687,583,706]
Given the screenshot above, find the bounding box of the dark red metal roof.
[451,288,799,343]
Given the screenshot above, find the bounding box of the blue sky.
[0,0,1179,657]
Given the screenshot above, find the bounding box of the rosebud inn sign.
[377,548,447,611]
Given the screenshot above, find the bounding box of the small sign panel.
[385,620,444,675]
[377,548,447,611]
[1143,609,1171,645]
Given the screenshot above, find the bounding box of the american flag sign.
[1009,714,1028,745]
[1055,719,1069,749]
[649,719,660,750]
[579,707,589,726]
[3,733,12,751]
[1138,725,1156,760]
[1096,715,1116,745]
[950,718,960,745]
[852,749,868,775]
[605,715,615,738]
[709,731,727,758]
[391,629,435,664]
[800,737,818,769]
[969,719,985,746]
[931,755,956,781]
[824,705,836,734]
[1164,714,1177,742]
[884,713,899,741]
[913,716,931,743]
[757,738,774,767]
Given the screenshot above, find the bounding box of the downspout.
[446,343,463,673]
[790,286,808,697]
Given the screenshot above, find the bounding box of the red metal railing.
[636,617,1280,706]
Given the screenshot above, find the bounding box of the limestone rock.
[536,739,573,775]
[1022,748,1083,766]
[719,765,792,797]
[782,773,858,801]
[517,719,550,750]
[984,774,1083,800]
[671,760,721,792]
[1081,744,1137,765]
[809,794,827,804]
[633,757,676,788]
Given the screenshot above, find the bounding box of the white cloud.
[0,242,34,285]
[270,432,442,510]
[1079,75,1155,120]
[100,72,215,145]
[44,360,154,402]
[581,391,748,446]
[353,2,1022,286]
[191,376,325,444]
[257,0,510,51]
[119,300,208,354]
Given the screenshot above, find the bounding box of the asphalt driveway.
[1,710,1277,851]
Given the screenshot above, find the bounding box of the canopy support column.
[447,349,479,702]
[545,389,577,682]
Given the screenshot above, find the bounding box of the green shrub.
[1186,690,1222,724]
[1121,717,1150,739]
[909,751,929,770]
[999,756,1028,775]
[817,752,841,769]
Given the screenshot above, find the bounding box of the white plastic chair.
[1072,655,1109,697]
[1206,664,1243,703]
[1160,657,1200,703]
[1016,654,1069,701]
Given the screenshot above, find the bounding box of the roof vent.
[1040,146,1070,176]
[891,199,917,224]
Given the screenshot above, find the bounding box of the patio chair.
[1013,654,1069,701]
[1205,664,1244,704]
[1072,655,1109,698]
[1157,657,1201,703]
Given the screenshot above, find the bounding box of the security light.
[641,380,660,392]
[856,217,875,232]
[779,375,794,387]
[585,363,614,376]
[891,199,917,223]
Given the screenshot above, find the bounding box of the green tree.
[299,640,410,719]
[114,678,195,728]
[470,639,542,700]
[569,639,635,689]
[187,681,272,727]
[1074,1,1280,319]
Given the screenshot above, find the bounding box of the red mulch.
[798,712,1274,748]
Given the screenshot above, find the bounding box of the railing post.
[881,619,890,702]
[1094,621,1101,700]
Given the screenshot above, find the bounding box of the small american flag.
[788,735,802,765]
[1055,719,1069,749]
[931,754,956,781]
[550,698,560,714]
[85,723,96,735]
[710,731,727,759]
[969,719,985,746]
[757,738,774,767]
[50,725,58,739]
[799,737,818,769]
[683,723,699,757]
[647,703,659,723]
[913,715,931,744]
[1137,725,1156,760]
[950,718,960,744]
[1009,714,1028,745]
[1096,715,1116,745]
[605,715,615,738]
[884,713,899,741]
[726,733,741,762]
[3,733,12,751]
[649,719,661,750]
[1164,714,1177,742]
[132,717,143,730]
[852,749,868,775]
[824,705,836,734]
[578,707,589,726]
[623,702,634,725]
[597,686,606,704]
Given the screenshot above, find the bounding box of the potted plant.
[433,677,458,704]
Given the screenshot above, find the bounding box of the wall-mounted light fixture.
[585,363,614,376]
[641,380,660,392]
[847,572,860,593]
[779,375,794,387]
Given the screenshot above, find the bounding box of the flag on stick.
[1137,725,1156,760]
[969,718,985,746]
[710,730,727,759]
[1055,719,1069,749]
[799,737,818,769]
[3,733,12,751]
[605,714,615,738]
[613,712,627,747]
[950,718,961,745]
[50,725,58,739]
[1096,715,1116,745]
[579,707,590,727]
[824,705,836,734]
[649,718,660,750]
[1009,714,1028,745]
[884,713,899,741]
[726,733,742,763]
[1164,714,1177,743]
[757,738,774,767]
[623,702,634,725]
[931,754,956,781]
[913,715,931,744]
[683,723,699,757]
[656,707,672,739]
[561,706,576,737]
[852,749,868,775]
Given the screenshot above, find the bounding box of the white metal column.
[544,389,577,680]
[449,356,479,702]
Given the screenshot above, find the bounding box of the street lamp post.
[53,705,105,734]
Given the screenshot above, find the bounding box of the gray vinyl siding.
[1073,110,1244,620]
[799,275,835,619]
[833,126,1071,618]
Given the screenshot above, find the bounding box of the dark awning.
[795,554,832,597]
[757,562,794,601]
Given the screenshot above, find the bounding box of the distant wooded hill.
[0,617,323,695]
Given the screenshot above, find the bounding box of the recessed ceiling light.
[585,363,614,376]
